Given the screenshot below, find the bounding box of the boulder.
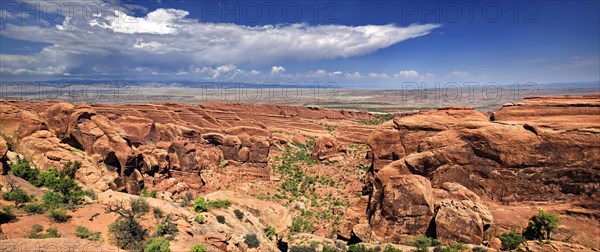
[311,136,346,163]
[368,174,435,242]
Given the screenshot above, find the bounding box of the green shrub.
[409,234,439,252]
[130,197,150,215]
[49,208,71,222]
[290,216,313,233]
[264,225,276,240]
[61,160,80,179]
[23,203,45,214]
[323,245,342,252]
[194,215,205,224]
[188,244,207,252]
[472,246,488,252]
[348,244,376,252]
[108,216,148,251]
[106,200,149,251]
[216,215,225,224]
[523,210,560,240]
[0,206,16,223]
[3,187,31,207]
[156,215,178,236]
[355,113,395,125]
[383,245,403,252]
[10,158,40,185]
[75,226,101,241]
[141,188,157,198]
[153,207,163,219]
[37,167,85,209]
[498,230,526,251]
[42,191,63,209]
[28,224,61,238]
[194,197,209,212]
[208,199,231,209]
[244,233,260,249]
[234,209,244,219]
[144,237,171,252]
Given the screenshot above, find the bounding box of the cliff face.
[344,95,600,244]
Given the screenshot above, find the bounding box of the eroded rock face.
[342,95,599,244]
[367,174,435,242]
[311,136,346,163]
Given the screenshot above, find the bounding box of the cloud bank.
[0,2,440,80]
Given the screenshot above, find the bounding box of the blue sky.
[0,0,598,87]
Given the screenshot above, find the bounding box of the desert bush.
[28,224,61,239]
[290,216,313,233]
[3,187,31,207]
[188,244,207,252]
[130,197,150,215]
[244,233,260,249]
[61,160,80,179]
[523,210,560,240]
[323,245,342,252]
[37,167,85,209]
[144,237,171,252]
[498,230,526,250]
[106,200,149,251]
[347,244,376,252]
[383,245,403,252]
[216,215,225,224]
[76,226,102,241]
[193,197,209,212]
[409,234,439,252]
[23,202,45,214]
[153,207,163,219]
[0,206,16,223]
[156,215,178,236]
[264,225,276,240]
[472,246,488,252]
[289,245,317,252]
[234,209,244,219]
[10,158,40,185]
[194,215,205,224]
[208,199,231,209]
[49,208,71,222]
[355,113,395,125]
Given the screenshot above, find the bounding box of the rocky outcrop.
[342,95,599,245]
[311,136,346,163]
[0,138,8,174]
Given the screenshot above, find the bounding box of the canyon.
[0,95,598,251]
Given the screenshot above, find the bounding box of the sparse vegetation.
[106,198,150,251]
[244,233,260,249]
[347,244,376,252]
[383,245,403,252]
[409,234,439,252]
[27,224,61,239]
[523,210,560,240]
[188,244,207,252]
[193,197,231,212]
[472,246,488,252]
[144,237,171,252]
[156,214,179,236]
[49,208,71,222]
[23,202,45,214]
[0,206,16,223]
[153,207,163,219]
[194,215,205,224]
[290,216,314,233]
[498,230,526,251]
[264,225,276,240]
[355,113,395,125]
[3,187,31,207]
[76,226,102,241]
[141,188,157,198]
